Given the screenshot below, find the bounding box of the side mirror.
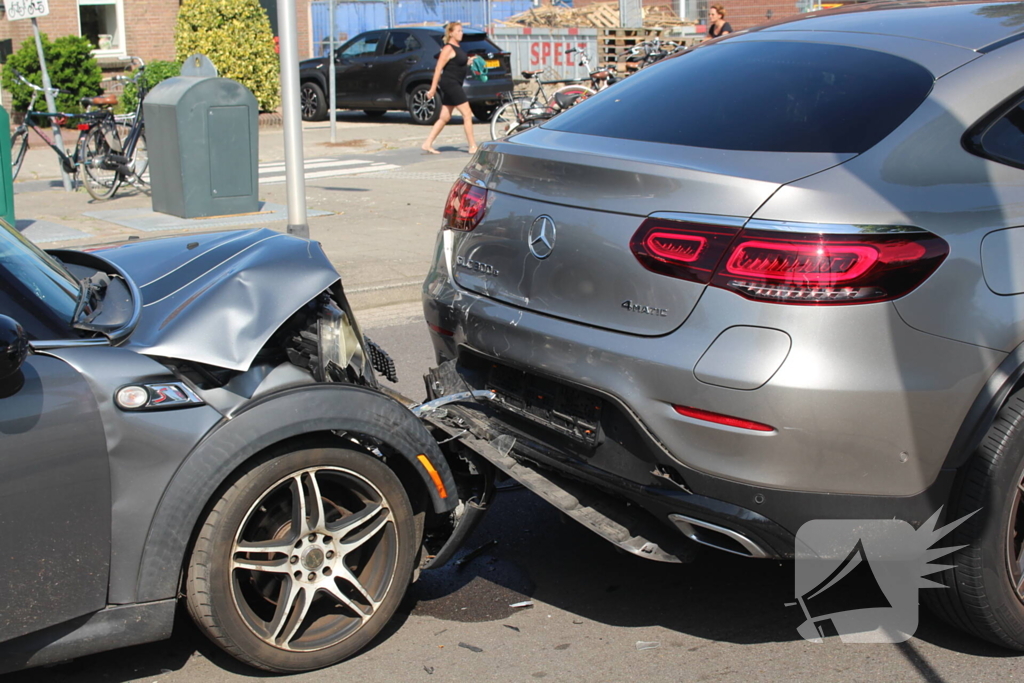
[0,315,29,381]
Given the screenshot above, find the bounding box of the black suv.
[299,26,513,125]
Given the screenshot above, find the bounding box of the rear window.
[430,33,502,56]
[545,41,934,154]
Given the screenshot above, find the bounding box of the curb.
[258,112,283,128]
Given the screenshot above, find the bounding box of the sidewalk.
[12,112,488,313]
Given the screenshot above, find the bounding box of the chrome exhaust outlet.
[668,513,770,559]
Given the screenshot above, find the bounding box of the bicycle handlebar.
[9,68,67,95]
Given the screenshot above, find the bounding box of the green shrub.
[175,0,280,111]
[1,34,102,115]
[121,60,182,113]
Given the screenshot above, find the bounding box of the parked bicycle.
[78,56,149,200]
[623,38,682,69]
[489,69,594,140]
[8,69,107,183]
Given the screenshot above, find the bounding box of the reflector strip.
[417,454,449,498]
[673,405,774,432]
[428,323,454,337]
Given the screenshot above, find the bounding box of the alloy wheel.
[229,466,398,652]
[301,86,320,120]
[410,89,436,123]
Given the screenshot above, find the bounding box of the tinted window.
[545,41,934,154]
[429,33,501,56]
[384,32,420,55]
[341,33,381,58]
[976,101,1024,168]
[0,220,79,339]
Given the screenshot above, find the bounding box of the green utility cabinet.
[0,107,15,228]
[145,77,259,219]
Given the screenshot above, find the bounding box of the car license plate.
[485,59,500,68]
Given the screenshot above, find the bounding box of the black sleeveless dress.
[439,44,469,107]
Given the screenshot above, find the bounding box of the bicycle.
[78,57,149,200]
[489,70,595,140]
[8,69,108,182]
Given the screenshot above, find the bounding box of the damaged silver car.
[0,223,487,673]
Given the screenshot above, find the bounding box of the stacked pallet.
[598,26,664,68]
[500,3,692,29]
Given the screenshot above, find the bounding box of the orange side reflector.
[417,454,448,499]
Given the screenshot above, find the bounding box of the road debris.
[510,600,534,609]
[424,666,435,675]
[504,624,521,632]
[455,540,499,570]
[459,642,484,653]
[635,641,661,651]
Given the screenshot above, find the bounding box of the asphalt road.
[9,114,1024,683]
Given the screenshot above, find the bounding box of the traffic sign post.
[7,1,74,191]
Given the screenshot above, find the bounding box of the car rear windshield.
[431,33,503,56]
[545,41,934,154]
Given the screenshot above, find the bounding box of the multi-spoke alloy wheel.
[408,85,440,125]
[186,444,417,672]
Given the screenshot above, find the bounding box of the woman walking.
[705,4,733,40]
[421,21,478,155]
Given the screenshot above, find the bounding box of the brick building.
[0,0,318,71]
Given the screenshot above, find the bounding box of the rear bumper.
[422,228,1003,545]
[463,78,513,104]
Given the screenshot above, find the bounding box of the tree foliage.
[121,60,182,114]
[0,34,102,114]
[175,0,280,111]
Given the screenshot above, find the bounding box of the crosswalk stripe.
[258,159,370,174]
[258,163,400,184]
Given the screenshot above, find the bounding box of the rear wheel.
[489,98,532,141]
[186,443,418,672]
[470,104,496,123]
[79,123,120,201]
[923,390,1024,650]
[407,85,440,125]
[126,126,148,190]
[10,128,27,181]
[301,82,328,121]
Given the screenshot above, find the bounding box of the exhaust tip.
[668,513,770,559]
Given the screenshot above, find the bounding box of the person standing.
[421,22,478,155]
[706,4,733,40]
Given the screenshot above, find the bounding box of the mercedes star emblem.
[529,216,557,259]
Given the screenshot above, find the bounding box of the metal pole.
[31,18,72,192]
[277,0,309,239]
[328,0,336,143]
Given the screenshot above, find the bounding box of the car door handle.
[404,58,417,64]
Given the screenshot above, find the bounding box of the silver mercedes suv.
[423,0,1024,650]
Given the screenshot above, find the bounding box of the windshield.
[0,219,80,337]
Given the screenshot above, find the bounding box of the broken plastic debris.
[635,641,661,651]
[455,540,498,570]
[424,666,435,675]
[504,624,521,632]
[509,600,534,609]
[458,642,484,653]
[572,620,584,625]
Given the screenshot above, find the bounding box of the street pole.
[328,0,336,144]
[277,0,309,239]
[31,18,72,192]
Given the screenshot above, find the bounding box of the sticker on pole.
[6,0,49,21]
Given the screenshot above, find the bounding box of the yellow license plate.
[485,59,500,68]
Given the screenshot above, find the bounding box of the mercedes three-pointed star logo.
[528,215,557,259]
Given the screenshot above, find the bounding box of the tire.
[127,127,148,190]
[79,123,121,201]
[10,128,27,181]
[407,84,440,125]
[922,389,1024,650]
[185,443,418,672]
[489,98,538,141]
[470,104,495,124]
[301,82,328,121]
[363,109,387,118]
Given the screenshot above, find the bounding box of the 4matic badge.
[622,300,668,317]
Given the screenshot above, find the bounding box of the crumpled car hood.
[94,228,340,371]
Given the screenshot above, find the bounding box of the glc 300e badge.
[529,216,556,259]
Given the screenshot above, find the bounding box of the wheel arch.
[300,72,328,91]
[946,339,1024,471]
[134,383,457,603]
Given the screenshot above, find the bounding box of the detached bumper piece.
[365,337,398,383]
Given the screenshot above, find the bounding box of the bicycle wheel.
[79,123,121,201]
[490,98,532,140]
[10,128,28,181]
[126,126,148,190]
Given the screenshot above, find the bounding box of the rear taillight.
[630,218,740,284]
[443,178,488,232]
[630,219,949,305]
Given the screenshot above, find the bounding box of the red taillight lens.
[443,178,488,232]
[711,229,948,304]
[630,219,949,305]
[630,218,740,284]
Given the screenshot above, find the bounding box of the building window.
[78,0,126,55]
